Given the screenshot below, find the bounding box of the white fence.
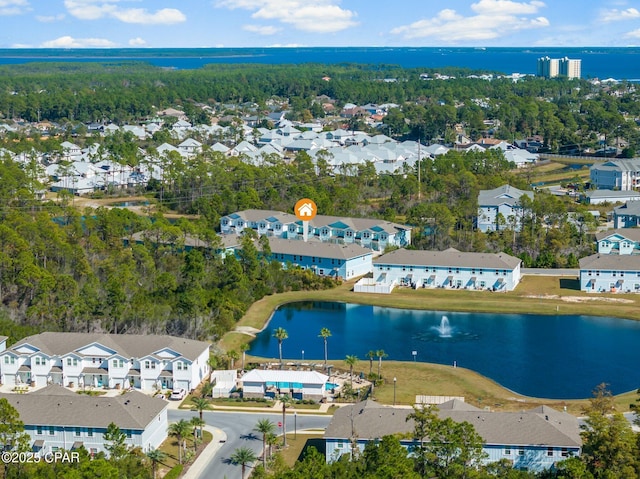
[415,395,465,405]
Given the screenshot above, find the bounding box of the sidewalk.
[176,399,339,414]
[182,425,227,479]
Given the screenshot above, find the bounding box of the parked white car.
[170,388,186,400]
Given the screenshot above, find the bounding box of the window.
[126,430,132,439]
[144,360,150,369]
[87,428,93,437]
[49,426,55,436]
[561,448,569,457]
[504,446,512,455]
[75,428,81,437]
[176,362,184,371]
[51,447,59,453]
[90,448,98,456]
[36,426,42,435]
[547,447,554,457]
[151,361,156,369]
[518,448,524,456]
[35,357,41,366]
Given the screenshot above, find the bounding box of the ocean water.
[0,47,639,80]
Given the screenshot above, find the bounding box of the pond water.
[249,301,640,399]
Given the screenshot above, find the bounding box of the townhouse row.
[0,332,210,392]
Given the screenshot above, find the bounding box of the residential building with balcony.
[220,209,411,251]
[0,333,210,392]
[1,384,167,456]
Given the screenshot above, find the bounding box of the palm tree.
[319,328,331,367]
[280,394,293,448]
[227,349,239,369]
[190,416,206,452]
[240,343,250,371]
[344,355,359,388]
[200,380,213,399]
[376,349,388,378]
[254,418,276,470]
[273,327,288,365]
[191,397,211,437]
[230,446,258,479]
[168,419,191,464]
[146,448,167,479]
[265,432,278,460]
[366,350,375,376]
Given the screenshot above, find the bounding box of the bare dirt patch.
[523,294,634,304]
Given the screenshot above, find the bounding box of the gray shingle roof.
[614,201,640,216]
[478,185,533,207]
[579,253,640,270]
[267,237,372,260]
[595,229,640,242]
[325,400,581,448]
[1,385,166,429]
[10,333,209,361]
[374,248,521,270]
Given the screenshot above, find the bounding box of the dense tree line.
[0,63,639,154]
[0,156,337,342]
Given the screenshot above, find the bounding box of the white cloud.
[64,1,186,24]
[128,37,147,46]
[625,28,640,38]
[243,24,281,35]
[602,8,640,22]
[471,0,545,15]
[0,0,30,15]
[41,35,116,48]
[36,13,65,22]
[216,0,358,33]
[390,1,548,43]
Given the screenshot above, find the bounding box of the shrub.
[164,464,183,479]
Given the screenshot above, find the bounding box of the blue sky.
[1,0,640,48]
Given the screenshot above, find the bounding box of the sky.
[1,0,640,48]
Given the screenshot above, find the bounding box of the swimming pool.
[325,382,339,391]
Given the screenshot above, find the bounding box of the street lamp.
[301,350,304,361]
[294,412,297,440]
[412,350,417,362]
[393,377,397,406]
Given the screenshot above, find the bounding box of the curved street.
[168,409,332,479]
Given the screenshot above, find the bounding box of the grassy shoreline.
[219,275,640,412]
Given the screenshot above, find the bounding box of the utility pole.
[417,139,421,201]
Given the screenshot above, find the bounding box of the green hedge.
[163,464,183,479]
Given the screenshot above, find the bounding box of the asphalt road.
[168,410,332,479]
[522,268,579,276]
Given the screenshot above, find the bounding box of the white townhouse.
[477,185,534,233]
[590,159,640,191]
[613,201,640,228]
[59,141,82,160]
[595,229,640,255]
[584,189,640,205]
[579,254,640,293]
[220,209,411,251]
[264,237,373,280]
[1,385,167,456]
[240,369,329,402]
[325,400,581,473]
[0,333,210,392]
[356,248,521,294]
